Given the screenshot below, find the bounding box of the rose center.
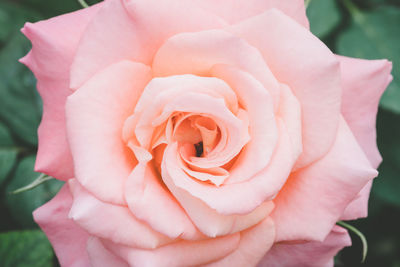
[173,113,221,157]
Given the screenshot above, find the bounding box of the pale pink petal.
[161,120,296,215]
[207,217,275,267]
[341,181,372,220]
[33,185,90,267]
[68,179,172,249]
[259,226,351,267]
[87,237,129,267]
[211,64,278,184]
[66,61,151,205]
[189,0,308,27]
[276,84,303,159]
[272,117,377,242]
[70,0,226,88]
[20,4,101,180]
[163,150,275,237]
[101,233,240,267]
[338,55,393,168]
[229,9,342,169]
[124,163,203,240]
[131,75,239,150]
[152,29,281,108]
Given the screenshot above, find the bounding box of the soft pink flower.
[21,0,392,266]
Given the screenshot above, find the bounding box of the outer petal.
[70,0,226,88]
[152,29,281,108]
[229,9,342,169]
[87,237,129,267]
[341,181,372,220]
[259,226,351,267]
[206,217,275,267]
[68,179,172,249]
[101,233,241,267]
[272,117,377,242]
[20,4,102,180]
[33,185,90,267]
[66,61,152,205]
[189,0,309,27]
[338,56,393,168]
[125,163,202,240]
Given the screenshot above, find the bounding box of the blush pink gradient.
[21,0,392,266]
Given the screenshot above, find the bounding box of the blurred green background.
[0,0,399,266]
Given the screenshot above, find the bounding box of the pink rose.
[21,0,392,266]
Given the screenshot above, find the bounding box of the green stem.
[305,0,312,8]
[337,221,368,263]
[77,0,89,8]
[342,0,364,21]
[10,173,53,194]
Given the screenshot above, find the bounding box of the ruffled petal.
[161,119,296,215]
[20,3,102,180]
[87,237,129,267]
[338,55,392,168]
[100,233,240,267]
[68,179,172,249]
[66,60,152,205]
[70,0,225,88]
[229,9,341,169]
[33,185,90,267]
[152,29,280,108]
[211,64,278,184]
[259,226,351,267]
[207,217,275,267]
[124,163,203,240]
[341,181,372,220]
[189,0,309,27]
[271,117,377,242]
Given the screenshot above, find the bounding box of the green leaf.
[0,33,42,145]
[0,1,40,45]
[337,6,400,113]
[307,0,341,38]
[0,123,18,185]
[5,155,63,228]
[372,109,400,206]
[0,230,53,267]
[16,0,81,18]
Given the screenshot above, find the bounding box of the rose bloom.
[21,0,392,266]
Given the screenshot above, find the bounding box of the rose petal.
[152,29,281,109]
[189,0,308,27]
[33,185,90,267]
[70,0,226,88]
[124,163,203,240]
[341,181,372,220]
[163,142,277,237]
[206,217,275,267]
[259,226,351,267]
[162,119,296,215]
[20,3,101,180]
[66,60,152,205]
[211,64,279,184]
[338,55,393,168]
[101,232,241,267]
[131,75,239,150]
[229,9,342,169]
[271,117,377,242]
[68,179,172,249]
[87,237,129,267]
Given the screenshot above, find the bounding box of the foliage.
[0,0,399,266]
